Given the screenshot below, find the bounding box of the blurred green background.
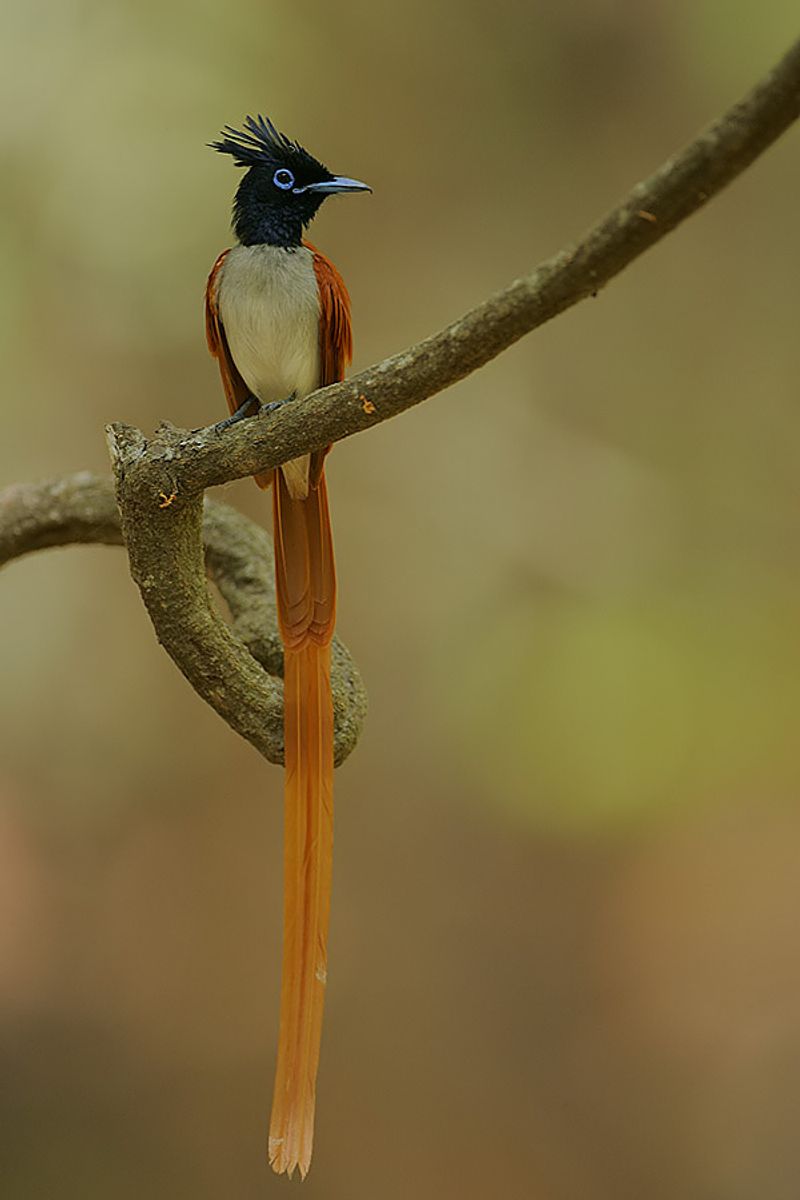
[2,2,800,1197]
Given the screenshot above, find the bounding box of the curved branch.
[0,472,122,559]
[16,42,794,781]
[107,36,800,494]
[0,472,367,766]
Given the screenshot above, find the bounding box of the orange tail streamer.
[268,467,336,1179]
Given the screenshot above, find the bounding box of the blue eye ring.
[273,167,295,190]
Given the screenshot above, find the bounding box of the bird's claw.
[213,392,296,433]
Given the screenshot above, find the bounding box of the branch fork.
[3,37,800,768]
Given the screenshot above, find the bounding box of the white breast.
[217,244,321,405]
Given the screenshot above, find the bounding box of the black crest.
[210,114,307,169]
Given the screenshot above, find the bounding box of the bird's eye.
[273,168,295,190]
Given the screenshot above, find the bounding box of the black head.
[211,115,370,249]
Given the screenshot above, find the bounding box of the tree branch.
[9,41,798,778]
[0,472,367,766]
[108,36,800,495]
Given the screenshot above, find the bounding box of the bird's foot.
[213,391,296,432]
[213,394,260,431]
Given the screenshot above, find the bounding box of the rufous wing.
[304,240,353,485]
[205,250,251,415]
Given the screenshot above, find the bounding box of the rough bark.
[3,38,800,769]
[0,472,366,765]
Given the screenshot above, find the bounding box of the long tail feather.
[268,469,336,1179]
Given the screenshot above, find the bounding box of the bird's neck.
[234,205,303,249]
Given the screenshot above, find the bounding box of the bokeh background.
[2,3,800,1197]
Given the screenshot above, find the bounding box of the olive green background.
[2,2,800,1197]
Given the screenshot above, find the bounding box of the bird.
[204,115,370,1179]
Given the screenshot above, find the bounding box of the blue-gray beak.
[294,176,372,195]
